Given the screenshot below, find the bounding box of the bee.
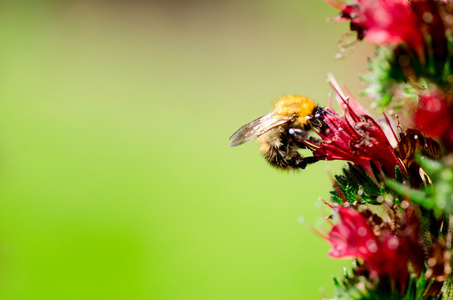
[229,95,324,170]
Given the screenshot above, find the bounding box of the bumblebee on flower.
[229,0,453,298]
[230,75,411,181]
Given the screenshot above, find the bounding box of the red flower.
[414,90,452,138]
[327,206,377,259]
[294,77,406,179]
[325,204,424,290]
[326,0,424,52]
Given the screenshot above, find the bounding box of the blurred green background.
[0,0,372,299]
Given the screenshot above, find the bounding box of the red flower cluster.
[414,90,452,138]
[414,90,453,151]
[325,204,424,290]
[326,0,423,52]
[327,0,453,152]
[309,105,405,178]
[327,0,452,64]
[296,78,406,179]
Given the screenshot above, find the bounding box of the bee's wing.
[229,113,293,147]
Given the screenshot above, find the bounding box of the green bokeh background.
[0,1,372,299]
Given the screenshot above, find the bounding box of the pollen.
[273,95,317,126]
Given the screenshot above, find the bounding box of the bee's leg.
[289,128,312,148]
[288,128,309,141]
[303,156,319,165]
[289,128,322,146]
[293,159,307,169]
[287,128,322,169]
[292,154,319,169]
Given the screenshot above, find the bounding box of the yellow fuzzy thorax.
[273,95,316,126]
